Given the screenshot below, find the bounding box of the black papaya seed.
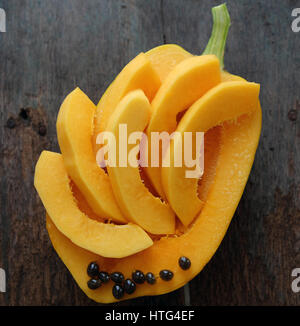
[112,284,124,299]
[132,270,145,284]
[159,270,173,281]
[87,262,99,277]
[110,272,124,284]
[145,272,156,285]
[178,256,191,270]
[87,278,102,290]
[98,271,110,283]
[124,279,136,294]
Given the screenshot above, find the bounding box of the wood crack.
[160,0,167,44]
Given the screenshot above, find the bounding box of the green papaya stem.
[202,3,231,69]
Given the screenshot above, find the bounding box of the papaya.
[161,81,260,226]
[46,103,261,303]
[34,151,153,258]
[144,55,221,198]
[56,87,126,224]
[145,44,192,82]
[34,3,262,303]
[93,52,161,149]
[105,90,175,235]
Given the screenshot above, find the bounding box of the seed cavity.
[86,262,176,297]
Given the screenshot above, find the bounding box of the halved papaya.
[46,104,262,303]
[41,4,263,303]
[161,81,260,226]
[57,87,126,224]
[106,90,175,235]
[34,151,153,258]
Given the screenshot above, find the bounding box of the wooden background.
[0,0,299,306]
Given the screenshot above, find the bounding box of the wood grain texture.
[0,0,299,306]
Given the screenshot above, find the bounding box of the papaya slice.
[144,55,221,197]
[56,88,126,223]
[46,104,262,303]
[94,45,190,145]
[145,44,192,81]
[161,81,260,226]
[34,151,153,258]
[106,90,175,235]
[93,52,161,147]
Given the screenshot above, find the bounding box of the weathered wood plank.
[0,0,299,305]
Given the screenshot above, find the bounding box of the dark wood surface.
[0,0,299,306]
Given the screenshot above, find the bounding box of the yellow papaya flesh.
[161,81,260,226]
[106,90,175,235]
[46,102,262,303]
[145,44,192,82]
[34,151,153,258]
[37,40,262,303]
[57,88,126,224]
[94,52,161,149]
[145,55,221,197]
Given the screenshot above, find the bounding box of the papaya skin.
[161,81,260,226]
[56,88,126,224]
[144,55,221,198]
[46,102,262,303]
[106,90,175,235]
[34,151,153,258]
